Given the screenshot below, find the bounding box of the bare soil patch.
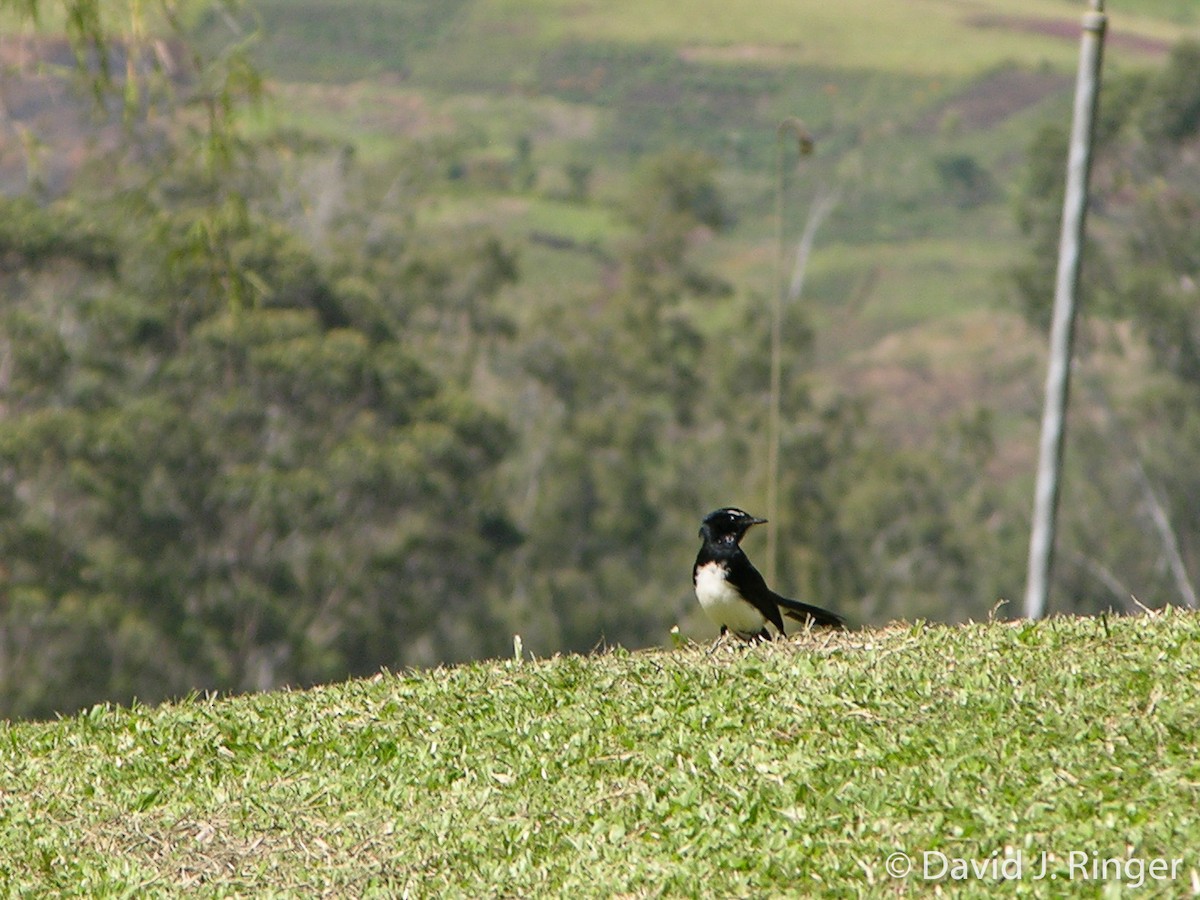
[968,13,1173,58]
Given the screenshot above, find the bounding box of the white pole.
[1024,0,1107,619]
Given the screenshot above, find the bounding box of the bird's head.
[698,507,767,545]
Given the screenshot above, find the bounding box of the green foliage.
[0,189,522,717]
[562,160,593,202]
[1139,40,1200,144]
[508,149,736,652]
[1,612,1199,894]
[0,197,117,272]
[0,108,526,718]
[0,0,525,719]
[626,148,733,237]
[932,153,996,210]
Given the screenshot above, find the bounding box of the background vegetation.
[0,0,1198,718]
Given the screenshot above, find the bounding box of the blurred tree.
[0,187,522,717]
[0,2,523,717]
[1139,40,1200,145]
[933,154,996,210]
[506,149,732,651]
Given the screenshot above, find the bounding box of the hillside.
[4,0,1195,394]
[222,0,1196,449]
[5,0,1195,446]
[1,610,1198,895]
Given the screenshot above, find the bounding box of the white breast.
[694,561,766,636]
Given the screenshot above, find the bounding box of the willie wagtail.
[693,507,844,641]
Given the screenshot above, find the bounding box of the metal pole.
[1024,0,1107,619]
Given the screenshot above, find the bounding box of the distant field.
[4,1,1193,76]
[465,0,1189,75]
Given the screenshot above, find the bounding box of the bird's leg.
[707,626,730,655]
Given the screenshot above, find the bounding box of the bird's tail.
[776,595,845,629]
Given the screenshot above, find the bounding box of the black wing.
[724,551,787,633]
[729,548,846,631]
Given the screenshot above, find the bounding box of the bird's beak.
[750,517,768,526]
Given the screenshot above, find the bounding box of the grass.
[3,609,1199,896]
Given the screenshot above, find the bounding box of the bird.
[693,507,844,641]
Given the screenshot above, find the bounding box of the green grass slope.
[3,610,1199,896]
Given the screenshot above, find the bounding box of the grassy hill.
[3,609,1199,895]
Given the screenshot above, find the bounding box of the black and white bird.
[693,507,844,641]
